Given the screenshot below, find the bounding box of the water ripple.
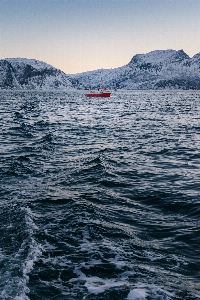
[0,90,200,299]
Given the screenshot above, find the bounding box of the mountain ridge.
[1,49,200,90]
[71,49,200,90]
[0,58,75,90]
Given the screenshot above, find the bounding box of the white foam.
[127,284,175,300]
[84,277,126,295]
[127,288,147,300]
[18,208,43,299]
[144,250,188,268]
[43,240,57,250]
[0,207,43,300]
[70,269,127,295]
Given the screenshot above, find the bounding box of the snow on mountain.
[70,49,200,90]
[1,50,200,90]
[0,58,75,90]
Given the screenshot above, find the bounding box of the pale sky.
[1,0,200,74]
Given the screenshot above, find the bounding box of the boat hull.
[86,92,111,97]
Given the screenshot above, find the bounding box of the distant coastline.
[1,49,200,90]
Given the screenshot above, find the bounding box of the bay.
[0,90,200,299]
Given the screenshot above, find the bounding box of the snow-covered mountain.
[1,50,200,90]
[0,58,76,90]
[70,49,200,90]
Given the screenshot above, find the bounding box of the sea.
[0,90,200,300]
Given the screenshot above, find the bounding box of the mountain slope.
[71,49,200,90]
[0,58,75,90]
[1,50,200,90]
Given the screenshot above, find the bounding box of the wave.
[0,205,42,300]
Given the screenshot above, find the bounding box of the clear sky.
[1,0,200,74]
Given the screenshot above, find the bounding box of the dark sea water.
[0,90,200,300]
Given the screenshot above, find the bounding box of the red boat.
[86,88,111,97]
